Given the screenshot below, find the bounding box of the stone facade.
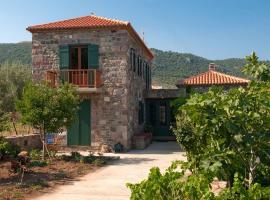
[178,84,248,94]
[31,29,151,150]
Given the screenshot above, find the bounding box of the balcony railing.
[45,69,102,88]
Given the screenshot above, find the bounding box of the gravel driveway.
[33,141,186,200]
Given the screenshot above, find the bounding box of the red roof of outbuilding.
[177,69,250,87]
[27,15,153,59]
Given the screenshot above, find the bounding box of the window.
[139,59,143,76]
[70,45,88,69]
[137,56,141,76]
[145,64,149,89]
[143,61,146,79]
[130,48,135,70]
[159,103,167,125]
[139,101,144,124]
[133,54,137,72]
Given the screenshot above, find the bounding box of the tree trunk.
[39,128,45,161]
[248,148,256,187]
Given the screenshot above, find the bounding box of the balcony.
[45,69,102,92]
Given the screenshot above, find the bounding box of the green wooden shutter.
[59,45,69,69]
[59,45,69,83]
[88,44,99,69]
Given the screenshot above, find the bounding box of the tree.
[243,51,270,81]
[16,82,80,160]
[0,61,32,134]
[0,102,10,132]
[128,53,270,199]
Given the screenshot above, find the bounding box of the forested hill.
[151,48,248,88]
[0,42,260,88]
[0,42,32,65]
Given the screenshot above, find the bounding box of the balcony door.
[59,44,99,87]
[69,46,88,86]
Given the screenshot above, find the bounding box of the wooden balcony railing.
[45,69,102,88]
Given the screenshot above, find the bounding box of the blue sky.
[0,0,270,60]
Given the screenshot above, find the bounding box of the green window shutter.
[59,45,69,69]
[88,44,99,69]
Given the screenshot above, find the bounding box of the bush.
[29,160,48,167]
[30,149,41,160]
[128,162,270,200]
[0,137,20,160]
[92,158,106,166]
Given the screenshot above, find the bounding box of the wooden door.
[67,100,91,146]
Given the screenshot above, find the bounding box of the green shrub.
[0,137,20,160]
[127,161,216,200]
[29,160,48,167]
[92,158,105,166]
[30,149,41,160]
[71,151,82,162]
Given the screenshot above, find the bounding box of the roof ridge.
[90,15,129,25]
[27,14,128,28]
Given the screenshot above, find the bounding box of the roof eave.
[26,23,154,60]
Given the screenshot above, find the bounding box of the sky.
[0,0,270,60]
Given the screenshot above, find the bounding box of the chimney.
[209,63,217,71]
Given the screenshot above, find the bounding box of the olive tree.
[0,62,32,134]
[16,82,80,160]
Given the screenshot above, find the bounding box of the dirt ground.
[0,159,100,200]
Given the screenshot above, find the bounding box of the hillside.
[0,42,32,65]
[0,42,255,88]
[151,48,248,88]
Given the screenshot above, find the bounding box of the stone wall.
[144,89,186,99]
[5,134,42,151]
[179,84,248,94]
[126,34,152,146]
[32,29,151,150]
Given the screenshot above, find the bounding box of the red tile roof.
[177,69,250,87]
[27,15,153,59]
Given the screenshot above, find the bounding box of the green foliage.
[29,160,48,167]
[0,61,31,132]
[0,43,256,89]
[0,137,21,160]
[0,42,31,65]
[16,82,80,133]
[217,173,270,200]
[129,54,270,199]
[151,48,251,88]
[128,161,217,200]
[16,82,79,159]
[30,149,42,160]
[174,83,270,184]
[243,52,270,81]
[0,103,10,132]
[60,151,106,165]
[92,158,106,166]
[0,61,32,112]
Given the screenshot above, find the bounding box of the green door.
[67,100,91,146]
[146,99,175,139]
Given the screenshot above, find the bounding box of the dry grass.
[0,123,35,137]
[0,159,101,200]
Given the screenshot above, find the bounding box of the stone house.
[27,15,184,150]
[176,63,250,93]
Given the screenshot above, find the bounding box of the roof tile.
[27,15,153,59]
[177,69,250,86]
